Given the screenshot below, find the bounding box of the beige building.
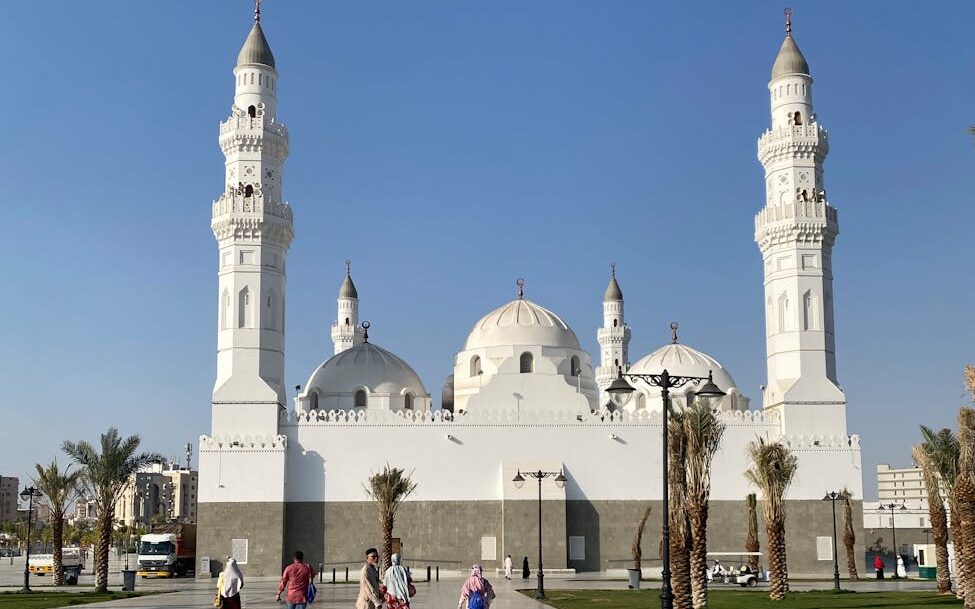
[115,462,198,527]
[877,463,948,509]
[0,477,19,523]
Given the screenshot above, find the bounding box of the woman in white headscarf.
[382,553,414,609]
[216,557,244,609]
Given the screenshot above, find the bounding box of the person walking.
[503,555,512,580]
[215,557,244,609]
[382,553,414,609]
[357,547,384,609]
[521,556,530,580]
[457,564,495,609]
[874,554,885,579]
[276,550,315,608]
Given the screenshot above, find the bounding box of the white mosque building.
[198,8,864,577]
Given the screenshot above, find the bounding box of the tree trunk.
[96,511,113,593]
[745,495,759,572]
[670,516,692,609]
[689,503,709,609]
[841,493,859,581]
[767,517,788,601]
[380,512,394,575]
[53,511,64,586]
[952,502,967,601]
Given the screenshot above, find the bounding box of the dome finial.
[670,322,679,344]
[345,258,352,276]
[254,0,263,22]
[784,6,792,35]
[610,262,616,278]
[361,320,371,343]
[517,278,525,299]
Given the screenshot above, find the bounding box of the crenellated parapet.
[758,123,828,166]
[211,193,294,247]
[199,433,288,452]
[755,199,839,252]
[219,113,289,159]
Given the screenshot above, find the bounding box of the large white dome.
[464,298,581,351]
[629,342,736,393]
[305,342,426,396]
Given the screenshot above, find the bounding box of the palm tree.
[913,444,950,592]
[956,408,975,609]
[364,464,418,573]
[839,488,859,581]
[668,409,692,609]
[684,401,726,609]
[745,438,798,601]
[632,505,652,571]
[745,494,760,572]
[921,425,962,599]
[32,460,81,586]
[63,428,159,593]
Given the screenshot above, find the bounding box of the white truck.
[137,524,196,578]
[29,547,83,582]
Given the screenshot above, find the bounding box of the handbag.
[408,582,416,598]
[213,572,224,607]
[306,581,317,603]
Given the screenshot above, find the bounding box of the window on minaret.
[244,185,254,197]
[345,317,350,326]
[613,319,618,328]
[238,287,250,328]
[247,105,256,118]
[520,352,534,374]
[404,393,413,410]
[793,111,802,126]
[777,293,789,333]
[570,356,581,377]
[354,389,367,409]
[470,356,482,377]
[220,289,230,330]
[309,391,319,411]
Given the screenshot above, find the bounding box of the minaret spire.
[595,264,630,402]
[254,0,262,22]
[332,260,364,354]
[784,7,792,35]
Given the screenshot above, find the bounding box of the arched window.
[636,394,646,410]
[766,296,774,335]
[470,355,482,377]
[570,355,581,377]
[613,319,618,328]
[519,352,534,374]
[354,389,367,409]
[404,393,413,410]
[263,290,276,330]
[247,105,256,118]
[244,184,254,197]
[803,290,819,331]
[237,287,250,328]
[345,317,350,326]
[309,391,319,411]
[793,111,802,125]
[777,292,790,333]
[220,289,230,330]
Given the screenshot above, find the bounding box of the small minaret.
[331,260,365,354]
[211,3,293,434]
[595,264,631,402]
[755,10,845,435]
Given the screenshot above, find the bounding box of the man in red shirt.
[276,550,315,608]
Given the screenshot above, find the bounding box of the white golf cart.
[705,552,763,587]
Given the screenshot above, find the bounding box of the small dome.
[629,342,736,394]
[305,342,426,396]
[464,299,581,351]
[604,274,623,302]
[339,273,358,299]
[771,34,809,80]
[237,23,276,68]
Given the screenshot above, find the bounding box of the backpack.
[468,590,484,609]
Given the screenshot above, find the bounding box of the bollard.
[319,564,323,583]
[332,567,336,585]
[436,566,440,581]
[345,566,349,583]
[427,566,431,582]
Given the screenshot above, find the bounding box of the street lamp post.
[879,503,906,578]
[607,360,726,609]
[18,486,43,594]
[512,469,566,599]
[823,491,842,590]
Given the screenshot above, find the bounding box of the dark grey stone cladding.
[201,498,865,576]
[197,502,285,577]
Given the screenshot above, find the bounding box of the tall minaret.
[595,264,631,403]
[211,3,293,434]
[331,260,365,354]
[755,10,845,436]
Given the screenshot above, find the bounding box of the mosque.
[198,6,865,577]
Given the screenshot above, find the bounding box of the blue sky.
[0,1,972,501]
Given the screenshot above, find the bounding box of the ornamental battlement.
[219,115,289,140]
[758,123,828,165]
[199,433,287,452]
[284,407,777,427]
[754,199,839,251]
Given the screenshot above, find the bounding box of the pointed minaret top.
[339,259,358,299]
[254,0,262,22]
[237,3,276,68]
[771,8,809,79]
[604,263,623,302]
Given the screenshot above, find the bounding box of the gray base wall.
[197,502,285,577]
[200,498,865,576]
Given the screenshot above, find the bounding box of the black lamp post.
[512,469,566,599]
[879,502,906,578]
[18,486,43,594]
[607,361,725,609]
[823,491,842,590]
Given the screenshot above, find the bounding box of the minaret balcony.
[212,192,293,223]
[755,200,839,249]
[758,123,828,165]
[219,116,289,154]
